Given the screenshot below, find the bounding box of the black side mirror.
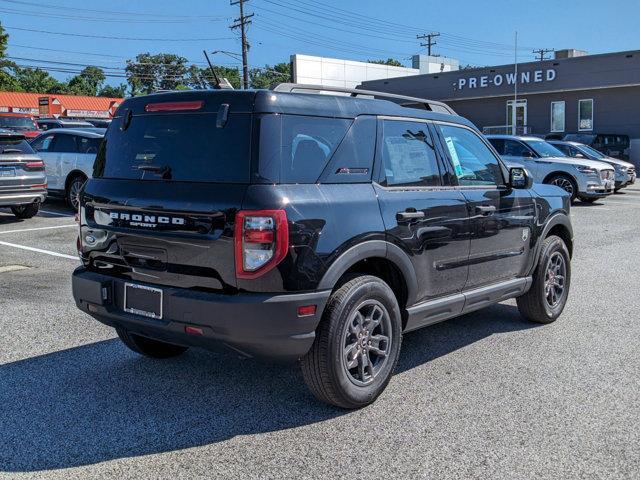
[521,150,534,158]
[509,167,533,189]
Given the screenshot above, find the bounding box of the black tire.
[517,235,571,324]
[66,174,86,211]
[580,197,598,204]
[545,174,578,203]
[300,275,402,409]
[115,327,189,359]
[11,203,39,219]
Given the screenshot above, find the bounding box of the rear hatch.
[0,135,46,194]
[81,91,256,292]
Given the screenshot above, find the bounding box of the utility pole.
[417,32,440,56]
[533,48,554,61]
[230,0,253,89]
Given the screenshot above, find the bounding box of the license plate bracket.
[124,283,163,319]
[0,167,15,177]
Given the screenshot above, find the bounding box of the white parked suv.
[30,128,105,210]
[486,135,615,203]
[548,140,636,192]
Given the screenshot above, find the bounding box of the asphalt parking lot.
[1,189,639,479]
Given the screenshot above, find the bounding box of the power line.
[533,48,554,61]
[230,0,254,89]
[417,32,440,56]
[0,0,224,19]
[4,25,234,42]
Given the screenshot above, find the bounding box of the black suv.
[72,85,573,408]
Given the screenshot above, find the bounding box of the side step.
[404,277,532,332]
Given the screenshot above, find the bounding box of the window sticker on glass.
[444,136,464,177]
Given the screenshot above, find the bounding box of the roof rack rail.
[272,83,456,115]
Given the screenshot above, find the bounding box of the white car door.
[75,135,101,179]
[51,133,79,189]
[31,133,60,190]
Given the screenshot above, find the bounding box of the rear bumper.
[72,267,330,362]
[0,190,46,207]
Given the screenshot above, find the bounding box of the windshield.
[94,112,251,183]
[525,140,566,158]
[578,144,605,159]
[0,116,37,130]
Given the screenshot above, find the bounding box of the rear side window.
[77,137,102,154]
[380,120,441,187]
[31,134,55,152]
[94,113,251,183]
[0,139,35,154]
[257,115,351,183]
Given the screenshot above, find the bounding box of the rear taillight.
[235,210,288,279]
[25,160,44,169]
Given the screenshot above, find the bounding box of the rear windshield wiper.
[137,164,172,179]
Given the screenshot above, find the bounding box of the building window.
[550,101,565,132]
[578,99,594,131]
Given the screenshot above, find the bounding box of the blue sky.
[2,0,639,86]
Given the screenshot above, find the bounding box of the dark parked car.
[84,118,112,128]
[0,130,46,218]
[72,85,573,408]
[563,133,630,160]
[36,118,94,131]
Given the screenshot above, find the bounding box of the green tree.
[368,58,404,67]
[0,22,21,91]
[98,84,127,97]
[249,62,290,89]
[13,67,64,93]
[186,64,241,90]
[125,53,188,95]
[67,66,106,96]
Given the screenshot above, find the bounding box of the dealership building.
[361,49,640,164]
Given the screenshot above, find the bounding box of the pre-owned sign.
[455,69,556,91]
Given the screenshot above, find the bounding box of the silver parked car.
[0,130,47,219]
[486,135,615,203]
[30,128,105,210]
[548,140,636,191]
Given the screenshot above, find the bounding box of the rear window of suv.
[93,112,251,183]
[0,139,35,154]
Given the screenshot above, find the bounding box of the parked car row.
[485,135,635,203]
[0,127,105,218]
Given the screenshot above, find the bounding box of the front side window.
[503,140,532,157]
[525,140,565,158]
[578,99,593,131]
[551,101,565,132]
[438,125,503,186]
[380,120,441,187]
[31,134,55,152]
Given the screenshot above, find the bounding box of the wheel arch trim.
[318,240,419,306]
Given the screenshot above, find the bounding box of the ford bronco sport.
[72,84,573,409]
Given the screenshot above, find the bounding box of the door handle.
[397,210,425,221]
[475,205,496,216]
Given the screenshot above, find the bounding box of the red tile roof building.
[0,91,123,118]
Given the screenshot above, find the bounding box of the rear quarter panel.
[238,183,385,293]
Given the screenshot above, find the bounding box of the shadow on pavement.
[1,303,536,472]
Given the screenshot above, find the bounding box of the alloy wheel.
[69,178,84,211]
[551,177,575,196]
[544,252,566,307]
[341,300,392,386]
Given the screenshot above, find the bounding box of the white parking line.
[0,240,78,260]
[38,210,74,217]
[0,224,77,235]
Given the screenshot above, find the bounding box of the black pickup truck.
[72,85,573,408]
